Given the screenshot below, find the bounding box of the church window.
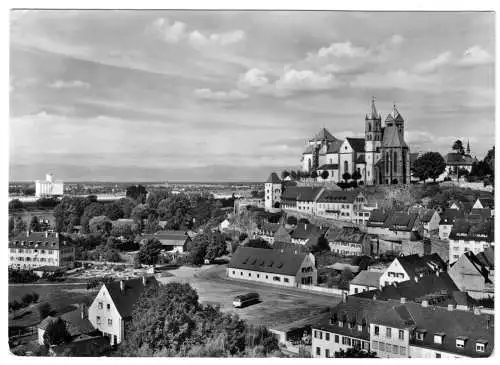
[368,123,372,132]
[386,153,389,174]
[394,152,398,173]
[344,161,348,173]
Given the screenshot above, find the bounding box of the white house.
[378,254,445,288]
[448,219,493,264]
[349,271,383,295]
[264,172,282,211]
[420,209,440,238]
[227,246,317,287]
[88,276,158,345]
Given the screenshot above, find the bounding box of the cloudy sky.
[10,10,494,182]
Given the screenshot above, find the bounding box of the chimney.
[45,231,48,238]
[421,300,429,308]
[400,297,406,304]
[447,304,455,311]
[26,230,30,237]
[55,232,59,238]
[142,276,147,286]
[120,280,125,293]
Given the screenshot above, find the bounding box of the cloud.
[315,41,370,58]
[414,52,452,74]
[47,80,90,89]
[149,18,187,44]
[350,69,435,91]
[458,46,493,66]
[189,29,245,47]
[275,68,342,91]
[194,88,248,101]
[389,34,404,45]
[238,68,270,88]
[149,17,244,47]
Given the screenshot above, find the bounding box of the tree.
[290,170,297,180]
[310,170,318,180]
[339,268,354,290]
[452,140,465,155]
[43,318,71,346]
[335,347,377,358]
[246,238,272,249]
[137,238,163,265]
[281,170,290,180]
[9,199,24,211]
[351,170,362,182]
[205,231,229,262]
[412,152,446,182]
[29,216,41,232]
[14,217,27,236]
[114,197,136,218]
[37,302,52,320]
[320,170,329,180]
[9,216,15,237]
[342,172,351,182]
[104,203,124,221]
[484,146,495,176]
[88,215,112,234]
[126,185,147,204]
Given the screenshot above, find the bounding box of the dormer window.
[456,337,467,349]
[476,341,487,352]
[434,333,445,344]
[338,321,344,328]
[357,324,363,332]
[416,330,426,341]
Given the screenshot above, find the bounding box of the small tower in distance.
[264,172,282,211]
[466,140,471,155]
[365,97,383,185]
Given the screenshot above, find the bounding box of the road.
[157,264,342,329]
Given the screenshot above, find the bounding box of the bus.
[233,292,260,308]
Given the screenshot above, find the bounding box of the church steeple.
[366,96,381,120]
[466,140,471,155]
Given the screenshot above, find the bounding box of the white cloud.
[389,34,404,45]
[350,69,435,91]
[150,18,187,44]
[188,29,245,47]
[194,88,248,101]
[414,52,452,74]
[458,46,493,66]
[48,80,90,89]
[275,68,342,91]
[316,41,370,58]
[238,68,270,88]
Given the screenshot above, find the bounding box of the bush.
[37,302,52,320]
[21,293,35,306]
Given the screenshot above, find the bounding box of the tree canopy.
[411,152,446,182]
[43,318,71,346]
[452,140,465,155]
[137,237,163,265]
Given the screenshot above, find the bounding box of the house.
[88,276,158,345]
[273,225,293,244]
[290,222,327,245]
[366,211,421,242]
[218,219,231,232]
[49,335,111,357]
[472,197,494,210]
[9,231,75,270]
[315,190,367,221]
[280,186,324,213]
[420,209,440,238]
[312,296,494,358]
[326,226,371,256]
[349,271,383,295]
[445,152,478,174]
[449,200,473,214]
[379,254,446,288]
[438,209,465,240]
[353,271,476,310]
[257,222,280,244]
[448,219,493,264]
[227,247,317,287]
[142,230,191,253]
[38,304,96,345]
[448,248,494,299]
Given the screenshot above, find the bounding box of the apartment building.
[9,231,75,270]
[448,219,493,264]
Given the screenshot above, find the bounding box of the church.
[300,98,411,185]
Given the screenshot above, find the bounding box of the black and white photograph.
[7,4,496,359]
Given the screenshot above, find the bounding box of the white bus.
[232,292,260,308]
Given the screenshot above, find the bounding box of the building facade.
[264,172,282,210]
[301,98,411,186]
[35,173,64,197]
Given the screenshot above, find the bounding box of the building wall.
[448,255,494,299]
[379,258,411,287]
[349,283,377,295]
[423,212,441,236]
[265,182,281,210]
[35,181,64,197]
[370,324,410,358]
[439,224,452,240]
[88,285,124,345]
[409,345,465,358]
[449,239,490,264]
[227,267,297,287]
[296,253,318,285]
[8,245,75,270]
[311,328,370,358]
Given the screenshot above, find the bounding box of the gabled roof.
[421,209,437,223]
[445,153,477,165]
[9,231,73,250]
[326,140,344,154]
[316,189,357,203]
[143,231,190,245]
[367,209,389,225]
[317,163,339,170]
[274,226,292,243]
[104,277,158,319]
[475,246,494,269]
[384,212,418,231]
[346,138,366,153]
[266,172,281,184]
[396,254,444,279]
[228,247,308,276]
[60,309,96,337]
[382,125,408,148]
[455,251,494,284]
[476,197,494,209]
[449,218,493,242]
[355,155,366,164]
[350,271,382,288]
[439,209,465,225]
[296,187,324,202]
[291,222,326,240]
[327,226,366,245]
[310,128,337,142]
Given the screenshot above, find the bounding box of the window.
[257,274,260,278]
[96,316,101,325]
[314,330,318,338]
[240,272,243,276]
[319,331,323,340]
[334,335,339,343]
[325,333,330,341]
[284,278,289,283]
[399,330,404,340]
[435,353,441,358]
[316,347,320,356]
[399,346,406,356]
[232,271,235,274]
[416,331,425,341]
[108,319,112,326]
[456,338,465,348]
[107,304,110,311]
[394,151,398,173]
[273,276,281,281]
[357,324,363,332]
[374,326,379,336]
[434,334,444,344]
[248,273,251,277]
[98,302,103,310]
[379,342,385,352]
[344,161,348,173]
[339,321,344,328]
[325,349,330,358]
[476,343,486,352]
[372,341,379,350]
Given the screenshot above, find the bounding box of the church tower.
[364,97,383,185]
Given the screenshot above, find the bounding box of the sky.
[9,10,495,182]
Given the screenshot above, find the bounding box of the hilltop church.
[301,98,411,186]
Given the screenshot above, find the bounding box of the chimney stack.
[421,300,429,308]
[447,304,455,311]
[142,276,147,286]
[120,280,125,293]
[400,297,406,304]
